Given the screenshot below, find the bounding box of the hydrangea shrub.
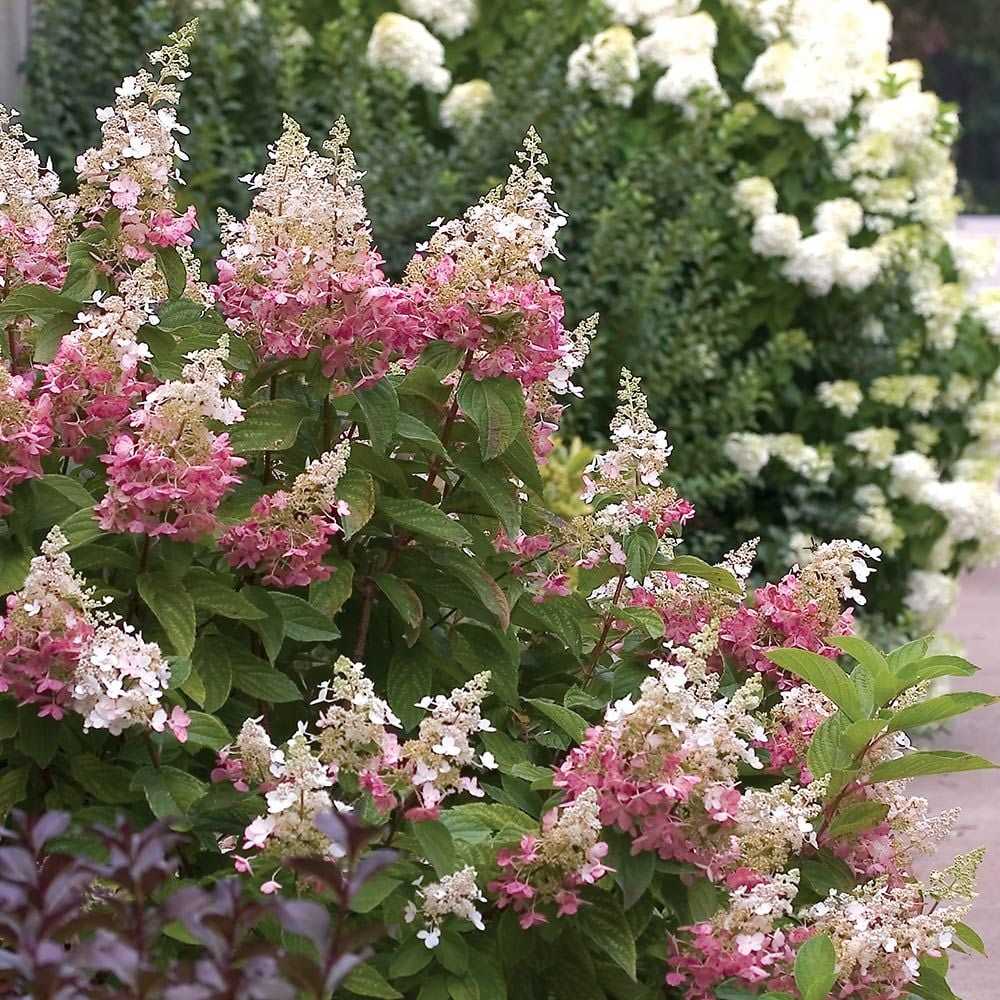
[1,25,997,1000]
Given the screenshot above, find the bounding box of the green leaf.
[765,649,863,721]
[36,474,94,510]
[625,526,658,581]
[138,572,196,658]
[907,967,961,1000]
[132,766,207,819]
[343,963,403,999]
[227,399,311,452]
[579,893,637,979]
[499,430,543,494]
[397,412,448,458]
[886,636,931,671]
[348,873,403,914]
[413,819,458,876]
[32,314,76,363]
[871,750,997,783]
[806,713,851,778]
[69,756,140,805]
[453,451,521,538]
[387,646,434,730]
[826,801,889,839]
[525,699,587,744]
[457,375,525,461]
[310,559,355,616]
[16,709,60,768]
[270,591,340,641]
[888,692,997,732]
[229,651,301,703]
[338,469,376,539]
[189,637,233,713]
[614,605,665,640]
[953,921,986,955]
[0,284,77,324]
[515,594,586,654]
[663,555,742,594]
[355,379,400,455]
[389,937,434,978]
[374,573,423,630]
[184,569,267,621]
[430,549,510,629]
[442,803,537,841]
[184,712,231,751]
[794,934,837,1000]
[453,624,519,706]
[0,701,18,740]
[0,768,29,820]
[894,655,978,693]
[0,541,30,595]
[155,246,187,298]
[242,587,284,662]
[58,507,103,550]
[378,496,472,546]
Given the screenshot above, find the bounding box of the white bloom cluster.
[973,288,1000,340]
[845,427,898,469]
[439,79,494,130]
[638,12,726,114]
[905,570,958,630]
[724,432,833,483]
[743,0,892,139]
[400,0,477,39]
[869,374,939,415]
[143,334,243,426]
[567,26,641,108]
[734,779,826,873]
[287,441,353,519]
[855,485,902,554]
[405,865,486,948]
[817,380,863,418]
[366,13,451,93]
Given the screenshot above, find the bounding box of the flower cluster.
[489,788,611,928]
[440,79,495,131]
[405,865,486,948]
[0,367,54,514]
[95,337,245,541]
[0,106,75,294]
[399,0,477,39]
[567,25,641,108]
[73,22,198,266]
[366,13,451,93]
[220,442,351,587]
[0,527,183,738]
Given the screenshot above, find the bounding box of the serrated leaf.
[0,284,77,324]
[499,430,543,494]
[953,921,986,955]
[338,469,376,539]
[228,399,311,452]
[0,768,29,820]
[16,708,59,767]
[664,555,742,594]
[871,750,997,783]
[242,587,284,662]
[184,569,267,621]
[806,712,851,778]
[579,893,636,979]
[310,559,355,616]
[457,375,525,460]
[888,692,997,732]
[270,591,340,642]
[58,507,103,550]
[387,646,434,730]
[378,497,471,546]
[184,712,231,751]
[355,379,400,455]
[525,699,587,744]
[794,934,837,1000]
[453,624,519,706]
[229,651,301,703]
[430,549,509,628]
[190,637,233,712]
[155,246,187,298]
[69,756,140,805]
[766,648,863,721]
[414,819,458,876]
[132,765,207,818]
[615,605,665,639]
[826,801,889,839]
[452,451,520,538]
[397,412,448,458]
[625,526,658,581]
[374,573,423,630]
[138,572,196,658]
[343,963,403,999]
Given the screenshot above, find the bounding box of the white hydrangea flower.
[440,79,494,130]
[400,0,477,39]
[366,13,451,93]
[567,25,641,107]
[751,214,801,258]
[732,177,778,219]
[906,570,958,630]
[724,432,771,479]
[816,380,863,418]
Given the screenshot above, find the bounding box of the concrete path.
[914,564,1000,998]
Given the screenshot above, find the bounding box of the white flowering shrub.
[2,22,996,1000]
[21,0,1000,635]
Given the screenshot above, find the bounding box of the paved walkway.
[914,564,1000,998]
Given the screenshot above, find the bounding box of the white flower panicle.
[366,13,451,93]
[400,0,477,39]
[440,80,495,130]
[567,26,641,108]
[405,865,486,948]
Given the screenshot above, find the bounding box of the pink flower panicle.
[0,366,54,514]
[73,22,199,266]
[220,441,351,587]
[214,116,429,386]
[96,336,245,541]
[38,293,155,460]
[488,788,610,928]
